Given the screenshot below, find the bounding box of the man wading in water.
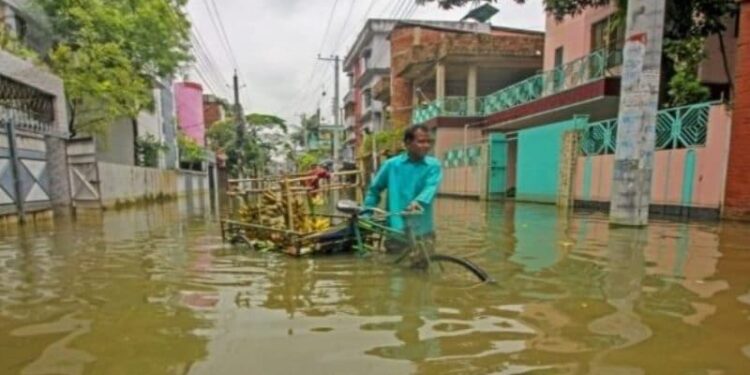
[363,124,443,251]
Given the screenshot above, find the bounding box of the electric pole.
[317,55,341,167]
[233,70,246,177]
[609,0,667,226]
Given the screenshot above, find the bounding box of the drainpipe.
[463,120,485,196]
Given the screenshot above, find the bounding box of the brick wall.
[724,0,750,219]
[203,102,223,129]
[390,27,416,129]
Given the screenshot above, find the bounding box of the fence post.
[5,121,25,223]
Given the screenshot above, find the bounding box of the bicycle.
[331,200,492,285]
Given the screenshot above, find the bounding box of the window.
[363,89,372,109]
[553,47,564,90]
[591,15,625,67]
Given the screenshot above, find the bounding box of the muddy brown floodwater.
[1,198,749,374]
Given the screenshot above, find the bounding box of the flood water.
[1,197,750,374]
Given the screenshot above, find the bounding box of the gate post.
[4,121,25,223]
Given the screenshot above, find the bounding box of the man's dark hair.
[404,124,429,143]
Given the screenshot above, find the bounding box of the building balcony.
[411,49,622,126]
[343,90,355,106]
[373,76,390,102]
[344,116,355,131]
[393,32,544,81]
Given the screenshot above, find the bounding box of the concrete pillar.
[609,0,667,226]
[723,0,750,219]
[435,63,446,102]
[45,136,73,217]
[467,65,478,115]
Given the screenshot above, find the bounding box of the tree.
[206,113,290,177]
[33,0,191,136]
[419,0,738,101]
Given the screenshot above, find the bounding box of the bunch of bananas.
[234,188,333,248]
[298,216,331,233]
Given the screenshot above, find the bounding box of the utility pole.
[317,55,341,167]
[233,70,246,177]
[609,0,667,226]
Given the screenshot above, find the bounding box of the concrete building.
[203,94,227,129]
[343,19,397,161]
[1,0,71,222]
[0,0,217,216]
[422,4,738,220]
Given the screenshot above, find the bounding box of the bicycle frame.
[349,212,435,269]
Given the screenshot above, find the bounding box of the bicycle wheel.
[426,254,491,286]
[229,234,252,247]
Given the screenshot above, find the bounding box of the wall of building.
[97,162,213,208]
[543,5,617,70]
[435,127,485,197]
[575,104,732,212]
[516,118,580,203]
[96,118,135,165]
[175,82,205,146]
[700,15,739,85]
[0,50,70,219]
[158,79,179,169]
[722,0,750,219]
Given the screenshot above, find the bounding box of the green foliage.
[33,0,192,136]
[206,119,236,151]
[360,128,405,156]
[665,37,710,107]
[246,113,288,133]
[178,133,205,163]
[135,134,168,167]
[0,28,42,63]
[205,113,289,177]
[296,151,325,171]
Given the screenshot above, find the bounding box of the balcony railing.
[411,49,619,125]
[411,97,483,124]
[580,101,714,156]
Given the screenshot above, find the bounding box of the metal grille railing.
[580,102,713,156]
[580,119,617,156]
[411,49,618,125]
[655,102,711,150]
[0,75,55,134]
[442,145,482,168]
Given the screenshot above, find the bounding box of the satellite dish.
[461,3,499,23]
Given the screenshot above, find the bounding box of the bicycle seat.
[336,200,362,215]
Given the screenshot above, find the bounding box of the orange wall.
[574,104,732,208]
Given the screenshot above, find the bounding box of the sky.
[185,0,546,125]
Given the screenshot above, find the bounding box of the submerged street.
[1,198,749,374]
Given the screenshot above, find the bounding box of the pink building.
[174,82,206,146]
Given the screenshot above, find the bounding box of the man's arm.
[414,163,443,207]
[363,162,389,208]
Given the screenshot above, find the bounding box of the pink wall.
[436,127,484,196]
[574,104,732,208]
[543,5,617,70]
[175,82,206,146]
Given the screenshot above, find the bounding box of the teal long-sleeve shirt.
[363,153,443,236]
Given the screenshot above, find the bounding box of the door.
[553,46,564,91]
[488,133,507,195]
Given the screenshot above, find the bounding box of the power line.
[203,0,239,69]
[330,0,357,53]
[190,31,231,95]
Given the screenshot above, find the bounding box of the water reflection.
[1,197,749,374]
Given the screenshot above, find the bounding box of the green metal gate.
[488,133,507,195]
